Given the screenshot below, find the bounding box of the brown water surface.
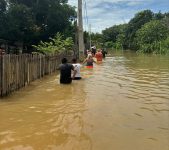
[0,51,169,150]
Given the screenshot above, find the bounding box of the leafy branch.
[32,33,73,54]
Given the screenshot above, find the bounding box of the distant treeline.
[88,10,169,54]
[1,1,169,55]
[0,0,76,53]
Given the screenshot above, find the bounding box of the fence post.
[0,49,5,96]
[0,54,2,96]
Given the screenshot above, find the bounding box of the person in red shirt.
[95,49,103,62]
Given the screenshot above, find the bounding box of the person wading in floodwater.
[83,54,96,68]
[101,48,107,58]
[95,49,103,62]
[72,58,82,80]
[59,58,76,84]
[91,46,96,56]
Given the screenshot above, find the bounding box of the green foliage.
[162,15,169,30]
[153,38,169,54]
[125,10,154,49]
[0,0,6,13]
[102,24,127,50]
[136,20,168,44]
[161,37,169,54]
[104,41,113,48]
[89,10,169,55]
[0,0,76,53]
[137,39,169,55]
[102,9,169,54]
[102,24,127,43]
[4,4,35,42]
[90,33,104,48]
[32,33,73,54]
[136,20,169,53]
[154,11,165,20]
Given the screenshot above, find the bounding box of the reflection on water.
[0,51,169,150]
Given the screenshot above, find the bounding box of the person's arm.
[82,58,87,64]
[72,70,77,79]
[93,58,97,63]
[71,65,76,79]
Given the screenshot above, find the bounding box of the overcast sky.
[68,0,169,33]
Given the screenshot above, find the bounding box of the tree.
[4,4,35,42]
[102,24,126,43]
[102,24,127,49]
[154,11,165,20]
[0,0,76,53]
[0,0,6,13]
[125,10,154,50]
[0,0,7,38]
[136,20,169,53]
[90,33,103,48]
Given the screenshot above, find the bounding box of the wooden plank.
[0,55,2,96]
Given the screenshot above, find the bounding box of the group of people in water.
[59,47,107,84]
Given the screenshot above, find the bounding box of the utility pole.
[89,24,92,49]
[78,0,84,59]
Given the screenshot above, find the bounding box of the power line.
[83,1,87,31]
[83,0,89,32]
[83,0,92,48]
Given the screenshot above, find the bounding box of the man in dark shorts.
[59,58,75,84]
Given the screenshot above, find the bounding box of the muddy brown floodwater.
[0,51,169,150]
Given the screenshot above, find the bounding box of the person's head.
[62,58,68,64]
[92,46,96,49]
[72,58,77,63]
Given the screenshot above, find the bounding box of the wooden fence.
[0,53,73,97]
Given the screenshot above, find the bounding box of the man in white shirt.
[72,58,82,80]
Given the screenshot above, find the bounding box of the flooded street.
[0,51,169,150]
